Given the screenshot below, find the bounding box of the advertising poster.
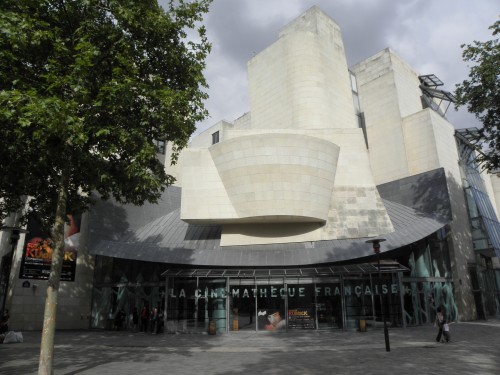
[288,308,315,329]
[19,214,80,282]
[257,309,286,331]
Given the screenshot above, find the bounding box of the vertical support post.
[340,275,346,331]
[314,278,319,330]
[366,238,390,352]
[254,277,257,332]
[398,272,406,329]
[378,252,390,352]
[284,277,288,332]
[163,277,168,334]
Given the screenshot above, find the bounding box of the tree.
[455,19,500,172]
[0,0,211,373]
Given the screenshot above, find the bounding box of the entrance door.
[229,279,256,331]
[287,278,316,330]
[198,278,227,333]
[256,278,286,332]
[315,278,342,329]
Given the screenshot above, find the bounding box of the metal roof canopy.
[418,74,455,116]
[419,74,444,88]
[419,85,455,102]
[161,261,409,278]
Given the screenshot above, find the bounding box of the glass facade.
[89,230,462,332]
[456,131,500,318]
[162,275,403,333]
[90,261,420,332]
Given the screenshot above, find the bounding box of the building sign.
[167,284,400,300]
[19,214,80,282]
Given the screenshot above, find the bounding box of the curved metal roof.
[88,168,451,267]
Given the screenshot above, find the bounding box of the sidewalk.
[1,320,500,375]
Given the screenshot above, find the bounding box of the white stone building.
[1,6,499,332]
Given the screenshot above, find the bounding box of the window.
[212,131,219,145]
[350,72,358,94]
[154,140,165,154]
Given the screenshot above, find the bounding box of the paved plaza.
[1,320,500,375]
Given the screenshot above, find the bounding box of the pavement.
[1,320,500,375]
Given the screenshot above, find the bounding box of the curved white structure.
[209,133,340,223]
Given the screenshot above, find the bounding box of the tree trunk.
[38,175,68,375]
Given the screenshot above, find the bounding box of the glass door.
[287,278,316,330]
[315,278,342,329]
[343,276,373,330]
[198,278,227,334]
[228,279,256,331]
[166,278,198,333]
[256,278,286,331]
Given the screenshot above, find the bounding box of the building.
[1,6,499,333]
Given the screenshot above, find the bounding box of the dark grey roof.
[88,168,451,267]
[162,261,409,278]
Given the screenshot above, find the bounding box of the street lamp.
[365,238,390,352]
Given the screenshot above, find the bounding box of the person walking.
[443,319,451,343]
[140,306,148,332]
[150,307,158,334]
[434,306,445,343]
[0,309,9,334]
[132,307,139,332]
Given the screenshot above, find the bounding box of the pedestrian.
[156,308,164,334]
[434,306,444,343]
[132,307,139,332]
[443,319,451,343]
[150,307,158,334]
[0,309,9,334]
[140,306,148,332]
[114,308,126,330]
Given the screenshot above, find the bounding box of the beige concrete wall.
[352,45,479,319]
[181,148,237,222]
[189,120,234,149]
[351,50,409,185]
[182,133,340,224]
[402,109,461,177]
[248,7,357,131]
[402,110,440,174]
[182,8,393,246]
[183,127,393,246]
[485,174,500,219]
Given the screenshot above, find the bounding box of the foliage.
[455,19,500,172]
[0,0,212,227]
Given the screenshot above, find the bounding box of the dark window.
[155,140,165,154]
[212,131,219,145]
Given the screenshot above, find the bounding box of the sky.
[168,0,499,134]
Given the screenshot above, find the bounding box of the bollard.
[209,320,216,335]
[359,319,367,332]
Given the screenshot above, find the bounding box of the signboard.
[19,214,79,282]
[288,308,315,329]
[257,309,286,331]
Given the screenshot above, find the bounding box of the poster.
[19,214,79,282]
[288,308,315,329]
[257,309,286,331]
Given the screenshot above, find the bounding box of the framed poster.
[288,308,315,329]
[19,214,79,282]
